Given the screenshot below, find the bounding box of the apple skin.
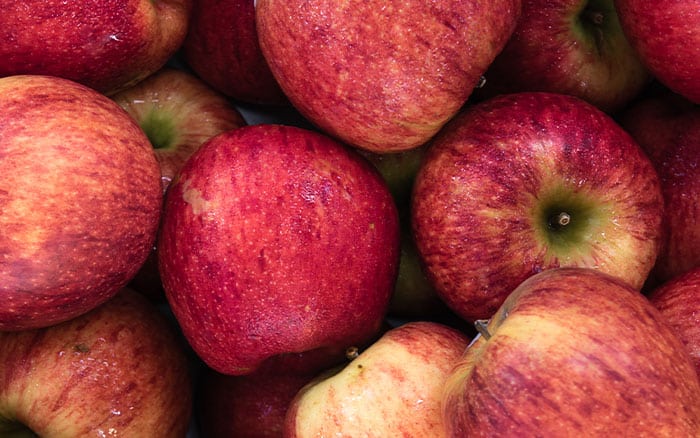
[648,267,700,376]
[0,0,192,96]
[0,288,193,437]
[412,92,664,322]
[182,0,288,105]
[158,124,400,375]
[443,267,700,436]
[256,0,522,153]
[0,75,163,330]
[618,91,700,285]
[614,0,700,103]
[196,353,331,438]
[111,67,248,194]
[476,0,650,113]
[285,321,470,437]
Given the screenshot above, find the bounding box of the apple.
[360,146,447,319]
[182,0,288,105]
[648,266,700,376]
[0,288,193,437]
[284,321,470,437]
[412,92,664,322]
[617,90,700,285]
[475,0,650,113]
[0,0,192,96]
[614,0,700,103]
[0,75,163,330]
[196,353,333,438]
[111,67,248,194]
[157,123,400,376]
[443,267,700,436]
[255,0,522,153]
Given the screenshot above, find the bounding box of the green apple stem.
[474,319,492,340]
[548,212,571,230]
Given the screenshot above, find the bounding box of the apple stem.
[585,10,604,26]
[474,319,492,340]
[549,212,571,230]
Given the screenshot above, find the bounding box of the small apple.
[648,266,700,376]
[111,67,248,194]
[412,92,664,322]
[285,321,470,437]
[443,267,700,436]
[0,288,193,437]
[0,0,192,95]
[614,0,700,103]
[182,0,288,105]
[256,0,522,152]
[475,0,650,113]
[0,75,163,330]
[158,124,400,375]
[618,90,700,285]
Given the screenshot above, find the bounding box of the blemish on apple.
[181,179,211,215]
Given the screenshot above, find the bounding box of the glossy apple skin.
[111,67,247,194]
[412,92,663,322]
[285,321,470,437]
[158,124,400,375]
[0,288,193,437]
[648,267,700,376]
[0,75,163,330]
[618,91,700,285]
[443,267,700,436]
[614,0,700,103]
[0,0,191,96]
[183,0,287,105]
[477,0,650,112]
[256,0,521,153]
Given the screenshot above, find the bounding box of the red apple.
[476,0,650,113]
[256,0,521,153]
[0,288,193,437]
[0,0,192,95]
[182,0,287,105]
[285,321,470,437]
[111,67,247,194]
[158,124,400,375]
[443,267,700,436]
[614,0,700,103]
[412,92,664,322]
[0,75,163,330]
[618,90,700,285]
[196,354,330,438]
[648,266,700,376]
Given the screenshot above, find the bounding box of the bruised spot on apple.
[412,92,664,322]
[158,124,400,375]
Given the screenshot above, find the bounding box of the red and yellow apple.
[0,75,162,330]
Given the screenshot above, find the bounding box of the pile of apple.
[1,0,699,436]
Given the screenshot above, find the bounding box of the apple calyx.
[139,108,178,150]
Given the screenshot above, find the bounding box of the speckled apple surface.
[0,75,163,330]
[256,0,521,153]
[158,124,400,375]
